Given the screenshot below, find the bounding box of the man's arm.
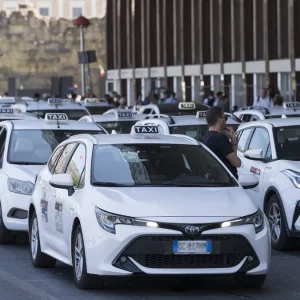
[222,131,242,168]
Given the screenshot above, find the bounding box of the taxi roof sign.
[48,98,62,105]
[45,113,68,123]
[133,125,159,134]
[118,111,133,118]
[196,111,207,119]
[178,102,196,110]
[0,108,14,114]
[283,102,300,109]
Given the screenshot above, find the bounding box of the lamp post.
[73,16,91,97]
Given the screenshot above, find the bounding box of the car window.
[237,128,252,152]
[242,114,252,122]
[65,144,86,188]
[247,128,270,158]
[91,144,238,187]
[54,143,76,174]
[48,146,65,173]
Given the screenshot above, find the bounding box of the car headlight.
[7,178,35,195]
[95,207,158,234]
[281,169,300,188]
[221,209,265,233]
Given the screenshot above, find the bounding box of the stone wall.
[0,11,106,95]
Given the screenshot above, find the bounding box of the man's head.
[206,107,228,131]
[162,91,168,100]
[208,90,214,98]
[216,91,223,98]
[260,88,267,98]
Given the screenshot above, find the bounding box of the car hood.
[279,160,300,172]
[91,187,257,218]
[5,165,45,183]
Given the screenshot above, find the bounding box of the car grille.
[115,235,258,270]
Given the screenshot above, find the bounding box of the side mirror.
[50,174,75,196]
[238,172,259,189]
[244,149,263,160]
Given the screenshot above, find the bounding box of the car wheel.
[72,224,103,289]
[266,194,297,251]
[29,211,56,268]
[0,202,16,244]
[234,274,266,288]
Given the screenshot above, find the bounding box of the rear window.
[8,129,103,165]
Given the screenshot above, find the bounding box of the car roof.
[237,118,300,130]
[12,100,88,111]
[0,119,106,130]
[81,112,147,122]
[69,133,199,145]
[0,113,38,120]
[169,115,240,126]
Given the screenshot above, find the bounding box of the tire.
[72,224,103,289]
[0,202,16,244]
[29,211,56,268]
[265,194,297,251]
[234,274,266,288]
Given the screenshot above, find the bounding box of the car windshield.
[97,121,138,134]
[92,144,237,187]
[274,126,300,160]
[29,109,88,120]
[86,106,114,115]
[170,124,239,142]
[8,129,104,165]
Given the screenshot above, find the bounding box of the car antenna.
[56,118,60,129]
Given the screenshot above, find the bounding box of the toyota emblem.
[185,225,200,235]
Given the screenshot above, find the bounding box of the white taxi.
[0,108,38,121]
[138,102,210,116]
[29,124,270,289]
[0,113,107,244]
[79,98,115,115]
[236,118,300,250]
[79,109,148,133]
[234,102,300,122]
[11,98,90,120]
[133,111,241,142]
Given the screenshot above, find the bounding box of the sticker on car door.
[55,202,63,233]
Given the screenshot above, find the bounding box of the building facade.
[0,0,106,19]
[106,0,300,108]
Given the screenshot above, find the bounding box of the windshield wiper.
[11,162,46,165]
[93,182,134,187]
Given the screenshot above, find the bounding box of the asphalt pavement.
[0,234,299,300]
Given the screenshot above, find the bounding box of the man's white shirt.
[253,96,274,108]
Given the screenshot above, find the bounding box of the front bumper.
[84,219,270,276]
[1,192,29,231]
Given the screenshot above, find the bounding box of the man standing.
[253,88,274,108]
[203,107,241,179]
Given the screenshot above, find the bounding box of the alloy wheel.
[31,218,39,259]
[74,232,84,281]
[268,203,281,242]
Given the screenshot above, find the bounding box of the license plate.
[172,240,212,254]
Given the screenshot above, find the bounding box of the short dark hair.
[206,107,224,126]
[217,91,223,97]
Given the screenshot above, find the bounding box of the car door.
[45,143,77,251]
[240,127,273,208]
[52,143,86,258]
[38,145,65,247]
[0,127,8,208]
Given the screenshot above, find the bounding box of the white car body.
[134,111,241,142]
[11,98,90,120]
[234,103,300,122]
[79,109,148,133]
[28,124,270,288]
[79,98,115,115]
[236,118,300,249]
[0,114,107,239]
